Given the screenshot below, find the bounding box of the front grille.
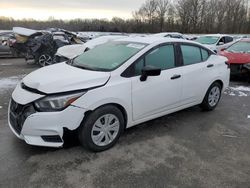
[9,99,36,135]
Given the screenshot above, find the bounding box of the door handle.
[171,75,181,80]
[207,64,214,68]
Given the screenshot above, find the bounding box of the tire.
[37,54,53,67]
[78,105,125,152]
[200,82,222,111]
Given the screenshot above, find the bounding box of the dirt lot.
[0,58,250,188]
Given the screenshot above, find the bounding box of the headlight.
[34,91,86,112]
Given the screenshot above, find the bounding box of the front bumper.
[8,99,86,147]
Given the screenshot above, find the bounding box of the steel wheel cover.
[91,114,120,147]
[208,86,221,107]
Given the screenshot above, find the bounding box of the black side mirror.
[140,66,161,81]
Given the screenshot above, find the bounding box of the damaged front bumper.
[8,84,87,148]
[8,99,86,147]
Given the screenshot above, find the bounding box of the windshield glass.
[195,36,219,44]
[226,41,250,53]
[73,41,146,71]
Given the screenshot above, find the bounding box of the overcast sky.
[0,0,145,20]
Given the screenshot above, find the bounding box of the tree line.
[0,0,250,34]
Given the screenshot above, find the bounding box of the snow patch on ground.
[0,75,25,91]
[0,63,13,66]
[224,86,250,97]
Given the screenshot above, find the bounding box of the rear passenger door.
[179,44,215,104]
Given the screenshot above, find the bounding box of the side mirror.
[220,48,225,51]
[218,42,224,46]
[140,66,161,82]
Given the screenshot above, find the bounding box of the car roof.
[153,32,183,36]
[115,36,192,45]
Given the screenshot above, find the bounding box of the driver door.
[131,44,183,121]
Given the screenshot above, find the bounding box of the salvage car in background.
[10,27,84,66]
[219,38,250,80]
[195,34,235,53]
[152,32,186,39]
[54,35,128,63]
[8,37,230,151]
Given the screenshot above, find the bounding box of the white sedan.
[195,34,235,53]
[8,37,230,151]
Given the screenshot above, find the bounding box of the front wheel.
[200,82,222,111]
[37,54,53,67]
[78,105,125,152]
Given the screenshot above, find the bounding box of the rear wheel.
[78,105,124,152]
[200,82,222,111]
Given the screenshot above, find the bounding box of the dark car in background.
[10,27,84,66]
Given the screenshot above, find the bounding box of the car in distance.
[152,32,186,39]
[0,32,20,57]
[219,38,250,80]
[8,37,230,152]
[195,34,235,53]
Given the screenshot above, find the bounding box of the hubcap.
[208,86,221,107]
[91,114,120,147]
[39,54,52,66]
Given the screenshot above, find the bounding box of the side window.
[145,45,175,70]
[217,37,225,45]
[181,45,202,65]
[225,36,233,43]
[201,48,209,61]
[133,45,175,76]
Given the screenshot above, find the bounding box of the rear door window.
[181,45,202,65]
[201,48,209,61]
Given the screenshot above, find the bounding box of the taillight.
[225,61,230,69]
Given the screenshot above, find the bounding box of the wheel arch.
[212,79,224,89]
[82,103,128,129]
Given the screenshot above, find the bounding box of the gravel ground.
[0,58,250,188]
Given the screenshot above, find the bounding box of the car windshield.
[73,41,146,71]
[226,41,250,53]
[195,36,219,44]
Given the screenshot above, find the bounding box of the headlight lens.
[34,91,86,112]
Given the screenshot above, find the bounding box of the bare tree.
[156,0,169,31]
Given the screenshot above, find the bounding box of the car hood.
[56,44,87,59]
[22,62,110,94]
[219,51,250,64]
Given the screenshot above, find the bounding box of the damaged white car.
[8,37,230,152]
